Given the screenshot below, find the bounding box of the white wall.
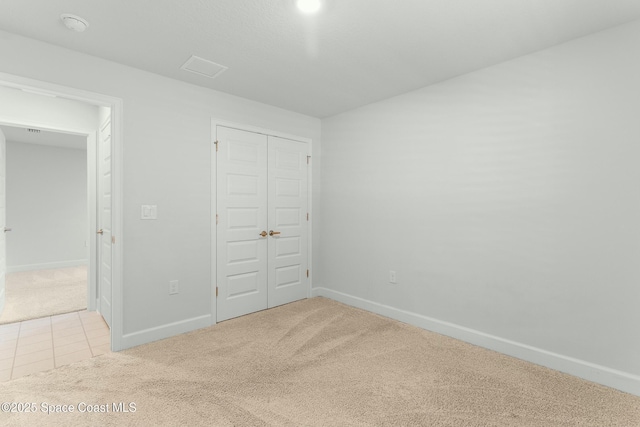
[0,85,98,133]
[320,20,640,394]
[0,30,322,344]
[0,86,98,275]
[6,141,87,271]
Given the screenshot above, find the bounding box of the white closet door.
[216,126,269,322]
[98,117,112,327]
[0,128,6,316]
[267,136,308,308]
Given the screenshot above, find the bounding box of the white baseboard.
[118,314,212,351]
[7,259,88,273]
[311,287,640,397]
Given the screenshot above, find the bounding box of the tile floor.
[0,310,110,382]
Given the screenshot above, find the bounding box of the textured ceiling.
[1,0,640,118]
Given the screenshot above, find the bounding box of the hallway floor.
[0,266,87,325]
[0,310,110,381]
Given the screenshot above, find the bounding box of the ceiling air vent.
[180,55,228,79]
[27,128,41,133]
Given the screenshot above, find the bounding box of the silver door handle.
[97,229,104,235]
[3,227,11,233]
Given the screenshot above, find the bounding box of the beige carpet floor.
[0,266,87,325]
[1,297,638,426]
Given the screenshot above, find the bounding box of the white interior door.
[267,136,308,308]
[0,128,6,316]
[98,117,112,327]
[216,126,269,322]
[215,126,310,321]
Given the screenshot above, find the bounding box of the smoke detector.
[61,14,89,32]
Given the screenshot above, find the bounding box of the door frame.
[0,72,124,351]
[210,119,313,324]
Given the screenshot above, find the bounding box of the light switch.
[141,205,158,220]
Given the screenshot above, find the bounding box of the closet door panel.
[216,126,268,322]
[267,136,308,308]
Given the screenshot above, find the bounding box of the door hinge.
[111,236,115,244]
[306,212,309,221]
[216,286,218,297]
[214,140,219,152]
[306,269,309,278]
[216,214,219,225]
[307,155,310,164]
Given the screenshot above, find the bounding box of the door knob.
[259,231,268,237]
[97,229,104,235]
[3,227,11,233]
[269,230,281,236]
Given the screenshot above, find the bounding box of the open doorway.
[0,73,123,351]
[0,76,121,380]
[0,125,89,325]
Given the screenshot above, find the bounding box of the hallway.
[0,310,109,381]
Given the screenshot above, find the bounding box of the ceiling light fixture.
[296,0,322,14]
[60,14,89,32]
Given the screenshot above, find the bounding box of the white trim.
[87,131,98,312]
[0,120,92,136]
[0,72,124,353]
[212,119,313,145]
[7,260,88,273]
[110,98,124,351]
[210,118,313,324]
[305,151,313,298]
[95,115,112,321]
[311,287,640,397]
[209,119,224,324]
[120,314,212,350]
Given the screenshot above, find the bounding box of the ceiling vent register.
[180,55,228,79]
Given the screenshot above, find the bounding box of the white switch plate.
[141,205,158,220]
[389,270,397,284]
[169,280,179,295]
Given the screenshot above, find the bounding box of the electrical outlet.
[389,270,397,284]
[169,280,179,295]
